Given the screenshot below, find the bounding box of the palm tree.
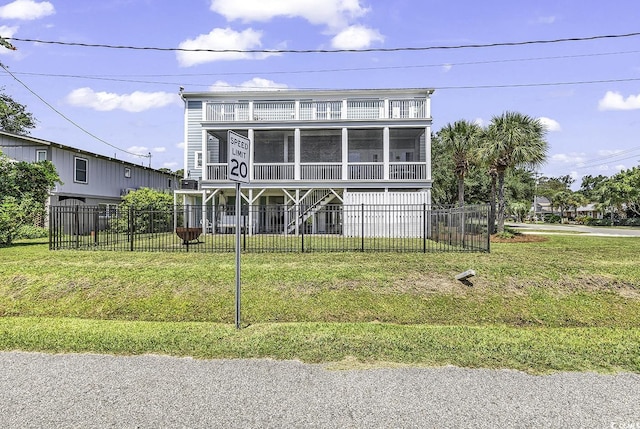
[480,112,548,233]
[437,120,483,206]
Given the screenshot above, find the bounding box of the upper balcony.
[204,98,430,123]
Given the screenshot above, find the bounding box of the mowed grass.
[1,234,639,373]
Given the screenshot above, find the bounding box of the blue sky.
[0,0,639,187]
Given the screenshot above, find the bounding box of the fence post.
[361,203,365,252]
[129,207,135,252]
[243,208,247,251]
[93,208,99,246]
[423,203,427,253]
[74,205,80,249]
[301,205,305,253]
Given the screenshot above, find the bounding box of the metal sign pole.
[235,181,241,329]
[228,130,250,330]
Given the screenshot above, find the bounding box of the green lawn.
[1,235,639,373]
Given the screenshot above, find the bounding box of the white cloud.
[209,77,288,91]
[598,91,640,111]
[0,25,18,38]
[0,0,54,20]
[441,63,452,73]
[551,152,586,164]
[539,117,561,132]
[177,28,278,67]
[536,16,556,24]
[210,0,368,29]
[127,146,149,155]
[597,149,623,157]
[473,118,485,127]
[65,88,180,112]
[330,25,384,49]
[153,147,166,153]
[177,142,185,149]
[163,161,178,168]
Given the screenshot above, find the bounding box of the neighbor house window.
[74,157,88,183]
[36,150,47,162]
[168,178,172,188]
[124,167,131,178]
[194,151,203,169]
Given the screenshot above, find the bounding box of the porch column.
[383,127,390,180]
[425,126,432,181]
[294,128,301,180]
[342,128,348,181]
[248,129,255,182]
[201,130,208,180]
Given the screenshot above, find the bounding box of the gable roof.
[0,130,173,175]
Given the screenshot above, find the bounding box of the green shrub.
[544,214,561,224]
[16,224,48,239]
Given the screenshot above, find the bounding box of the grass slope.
[1,235,639,373]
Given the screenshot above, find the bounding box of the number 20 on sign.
[228,131,250,184]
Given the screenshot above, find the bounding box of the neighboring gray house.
[176,88,434,235]
[0,130,178,209]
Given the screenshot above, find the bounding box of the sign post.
[228,131,250,329]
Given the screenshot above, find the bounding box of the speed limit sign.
[228,131,251,184]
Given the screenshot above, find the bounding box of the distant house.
[0,130,178,210]
[176,88,434,235]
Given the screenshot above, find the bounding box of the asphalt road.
[508,222,640,237]
[1,352,639,428]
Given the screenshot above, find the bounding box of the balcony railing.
[299,101,343,120]
[389,163,427,180]
[348,163,384,180]
[254,163,294,180]
[253,102,295,121]
[300,163,342,180]
[204,162,425,182]
[204,98,428,122]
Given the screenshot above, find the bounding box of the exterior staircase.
[287,189,337,233]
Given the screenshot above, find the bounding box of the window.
[36,150,47,162]
[168,178,172,188]
[74,157,88,183]
[194,151,203,169]
[124,167,132,178]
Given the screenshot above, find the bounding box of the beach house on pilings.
[176,88,434,235]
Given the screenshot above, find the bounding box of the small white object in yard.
[455,270,476,281]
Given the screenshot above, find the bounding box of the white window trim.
[36,150,47,162]
[194,151,203,169]
[124,167,132,178]
[74,156,88,184]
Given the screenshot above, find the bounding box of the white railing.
[204,98,428,122]
[207,164,228,180]
[299,101,343,120]
[346,99,384,119]
[204,162,425,182]
[206,103,250,121]
[300,163,342,180]
[388,99,426,119]
[349,163,384,180]
[253,101,295,121]
[253,163,295,180]
[389,163,427,180]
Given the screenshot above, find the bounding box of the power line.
[8,31,640,54]
[4,49,639,86]
[0,63,150,159]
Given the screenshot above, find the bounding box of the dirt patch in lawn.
[491,234,548,243]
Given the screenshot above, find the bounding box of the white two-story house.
[176,88,434,235]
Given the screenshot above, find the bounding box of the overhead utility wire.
[0,63,150,159]
[7,49,640,82]
[8,31,640,54]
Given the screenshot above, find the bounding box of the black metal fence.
[49,204,490,253]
